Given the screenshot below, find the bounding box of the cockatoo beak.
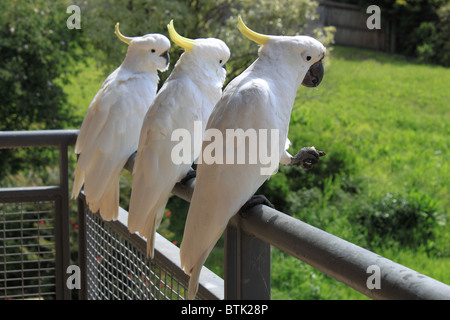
[167,20,195,51]
[115,23,133,45]
[160,50,170,66]
[302,60,324,87]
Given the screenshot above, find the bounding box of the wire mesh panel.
[0,201,56,300]
[85,210,188,300]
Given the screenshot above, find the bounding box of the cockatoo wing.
[72,69,157,221]
[180,77,283,299]
[128,77,202,258]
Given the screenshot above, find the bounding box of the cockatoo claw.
[238,194,275,217]
[180,168,196,185]
[290,146,326,170]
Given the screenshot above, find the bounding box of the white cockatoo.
[72,24,170,221]
[127,21,230,258]
[180,16,327,299]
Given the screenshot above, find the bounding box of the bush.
[256,139,359,215]
[414,3,450,66]
[351,192,446,254]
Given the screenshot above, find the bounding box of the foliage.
[78,0,193,83]
[351,192,446,253]
[216,0,336,81]
[0,0,85,176]
[79,0,335,83]
[413,3,450,66]
[257,142,359,214]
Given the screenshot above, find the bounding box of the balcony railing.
[1,130,450,300]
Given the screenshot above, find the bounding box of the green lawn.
[292,46,449,215]
[268,46,450,299]
[63,45,450,300]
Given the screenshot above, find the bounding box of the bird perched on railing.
[72,24,170,221]
[127,20,230,258]
[180,16,327,299]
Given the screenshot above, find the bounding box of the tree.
[0,0,85,174]
[81,0,335,83]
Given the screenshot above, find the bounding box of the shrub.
[414,3,450,66]
[351,192,446,254]
[256,140,359,215]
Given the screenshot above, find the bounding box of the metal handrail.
[125,152,450,300]
[2,130,450,300]
[0,129,78,300]
[0,129,78,148]
[233,206,450,299]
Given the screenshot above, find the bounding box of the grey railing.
[0,130,77,299]
[77,189,223,300]
[159,165,450,300]
[1,130,450,300]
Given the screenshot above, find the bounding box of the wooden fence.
[318,1,394,52]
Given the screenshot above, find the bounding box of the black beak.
[160,50,170,66]
[302,60,324,87]
[222,64,227,71]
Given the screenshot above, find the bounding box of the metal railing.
[1,130,450,300]
[77,191,223,300]
[0,130,77,299]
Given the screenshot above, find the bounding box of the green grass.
[63,46,450,299]
[292,46,449,214]
[270,46,450,299]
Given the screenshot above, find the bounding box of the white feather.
[72,31,170,221]
[180,34,326,299]
[127,36,230,258]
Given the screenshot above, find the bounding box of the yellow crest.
[115,23,133,45]
[167,20,195,51]
[237,16,269,45]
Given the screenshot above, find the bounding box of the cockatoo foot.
[238,194,275,216]
[180,169,196,185]
[290,146,326,170]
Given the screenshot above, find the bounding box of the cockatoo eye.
[151,49,156,53]
[219,59,223,64]
[302,51,313,63]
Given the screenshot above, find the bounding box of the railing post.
[225,215,271,300]
[54,142,71,300]
[77,195,88,300]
